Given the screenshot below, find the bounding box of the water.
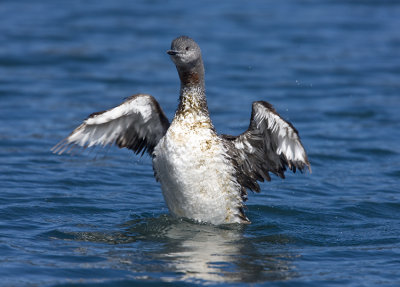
[1,0,399,286]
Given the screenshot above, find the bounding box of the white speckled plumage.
[53,36,310,225]
[153,92,243,224]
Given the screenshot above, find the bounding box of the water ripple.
[1,0,400,286]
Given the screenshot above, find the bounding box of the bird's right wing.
[52,94,170,156]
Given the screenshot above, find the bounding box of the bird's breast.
[152,117,243,224]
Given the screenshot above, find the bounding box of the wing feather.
[52,94,169,156]
[223,101,310,193]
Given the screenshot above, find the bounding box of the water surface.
[1,0,400,286]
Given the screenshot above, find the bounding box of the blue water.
[1,0,399,286]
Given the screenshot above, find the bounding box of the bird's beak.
[167,50,179,56]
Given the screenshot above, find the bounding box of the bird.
[52,36,311,225]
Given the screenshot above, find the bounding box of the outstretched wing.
[223,101,310,193]
[52,94,170,156]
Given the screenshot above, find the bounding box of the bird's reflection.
[157,220,245,282]
[72,215,298,283]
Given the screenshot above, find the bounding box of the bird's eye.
[185,46,189,51]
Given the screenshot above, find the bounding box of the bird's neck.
[177,60,205,88]
[176,59,209,118]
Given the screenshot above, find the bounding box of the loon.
[52,36,310,224]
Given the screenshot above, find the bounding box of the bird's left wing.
[223,101,310,193]
[52,94,169,156]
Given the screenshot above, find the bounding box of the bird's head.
[167,36,202,70]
